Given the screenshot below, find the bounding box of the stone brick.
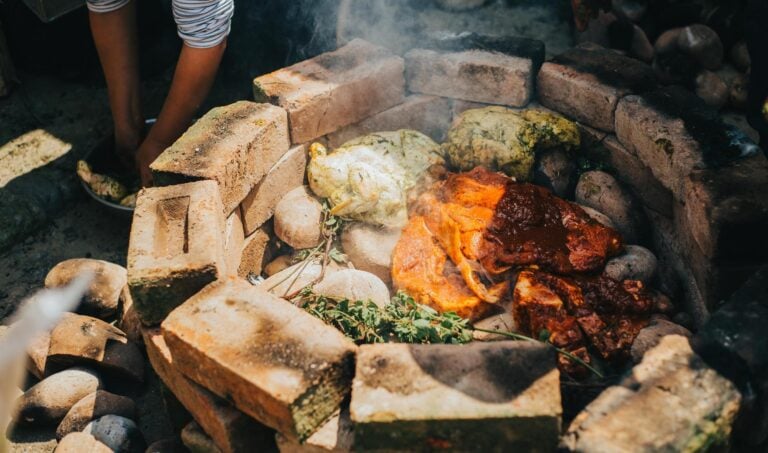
[275,409,353,453]
[694,266,768,447]
[238,223,278,279]
[254,39,405,144]
[601,135,673,217]
[537,46,656,131]
[677,153,768,262]
[407,33,543,108]
[562,335,741,452]
[325,95,451,148]
[350,341,560,452]
[406,49,534,107]
[142,327,275,453]
[127,181,225,325]
[151,101,290,215]
[241,145,307,235]
[161,278,357,441]
[223,208,245,277]
[645,208,709,326]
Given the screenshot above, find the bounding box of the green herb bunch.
[300,290,472,345]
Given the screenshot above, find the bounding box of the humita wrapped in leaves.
[307,130,444,227]
[442,107,581,180]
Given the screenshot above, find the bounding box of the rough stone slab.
[241,145,307,235]
[223,208,245,277]
[0,129,71,188]
[350,341,561,452]
[537,46,656,131]
[238,223,275,279]
[645,208,709,327]
[161,278,357,441]
[601,135,673,217]
[406,49,534,107]
[275,409,353,453]
[562,335,741,453]
[325,95,452,148]
[254,39,405,144]
[151,101,290,215]
[142,327,275,453]
[127,180,225,325]
[677,153,768,261]
[694,266,768,446]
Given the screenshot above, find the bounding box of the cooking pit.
[113,33,768,452]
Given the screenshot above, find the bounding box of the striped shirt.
[86,0,234,49]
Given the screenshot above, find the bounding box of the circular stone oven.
[126,35,768,451]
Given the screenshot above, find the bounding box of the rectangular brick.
[275,409,353,453]
[406,49,534,107]
[162,278,357,441]
[537,46,656,131]
[350,341,560,451]
[142,327,275,453]
[562,336,740,452]
[253,39,405,144]
[602,135,673,216]
[678,153,768,261]
[325,95,451,148]
[127,181,225,325]
[241,145,307,235]
[151,101,290,215]
[238,223,275,279]
[223,208,245,277]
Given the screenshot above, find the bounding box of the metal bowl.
[79,119,157,216]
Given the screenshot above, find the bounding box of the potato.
[341,223,402,286]
[575,171,639,242]
[604,245,658,284]
[274,186,323,250]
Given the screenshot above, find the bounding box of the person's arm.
[88,0,143,169]
[135,41,226,185]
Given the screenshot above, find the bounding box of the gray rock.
[631,25,654,62]
[45,258,128,320]
[693,266,768,446]
[56,390,136,440]
[577,204,617,229]
[695,70,729,109]
[575,171,639,242]
[264,254,293,277]
[562,335,741,452]
[604,245,657,283]
[631,319,692,363]
[181,421,222,453]
[46,313,144,383]
[654,28,682,54]
[730,41,750,72]
[612,0,647,22]
[15,367,102,425]
[677,24,724,70]
[274,186,323,250]
[84,415,145,453]
[533,148,576,198]
[433,0,489,11]
[341,223,401,285]
[55,432,113,453]
[313,269,391,308]
[471,312,518,341]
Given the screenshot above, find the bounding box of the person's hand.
[135,137,166,187]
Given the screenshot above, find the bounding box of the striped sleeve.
[172,0,235,49]
[85,0,130,13]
